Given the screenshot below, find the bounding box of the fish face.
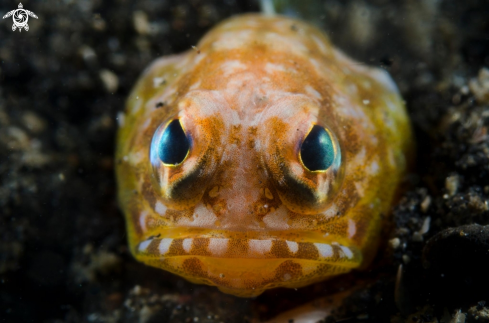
[116,14,413,297]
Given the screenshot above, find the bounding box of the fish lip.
[135,235,361,264]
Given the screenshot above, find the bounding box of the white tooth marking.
[339,245,354,259]
[208,238,229,256]
[286,240,299,253]
[139,211,148,232]
[182,238,193,253]
[159,238,173,255]
[138,239,152,252]
[348,219,357,238]
[314,243,333,258]
[248,239,273,255]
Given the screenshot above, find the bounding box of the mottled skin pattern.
[116,14,413,297]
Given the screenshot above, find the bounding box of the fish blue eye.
[300,125,335,171]
[158,119,190,165]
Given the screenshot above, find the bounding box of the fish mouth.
[135,231,361,263]
[134,231,362,297]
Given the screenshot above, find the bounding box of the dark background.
[1,0,489,322]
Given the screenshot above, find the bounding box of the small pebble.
[22,111,46,134]
[419,217,431,235]
[389,238,401,249]
[99,69,119,93]
[92,14,106,31]
[452,310,466,323]
[79,45,97,64]
[133,11,150,35]
[445,174,459,197]
[6,126,30,150]
[469,68,489,103]
[420,196,431,213]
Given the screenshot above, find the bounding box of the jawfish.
[116,14,413,297]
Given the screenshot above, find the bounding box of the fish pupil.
[300,125,335,171]
[158,119,189,165]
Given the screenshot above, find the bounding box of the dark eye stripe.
[158,119,190,165]
[300,125,335,172]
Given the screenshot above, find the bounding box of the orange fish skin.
[116,14,413,297]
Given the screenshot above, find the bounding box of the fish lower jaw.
[132,232,363,297]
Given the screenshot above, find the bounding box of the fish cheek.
[278,171,320,213]
[280,171,340,214]
[164,166,207,209]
